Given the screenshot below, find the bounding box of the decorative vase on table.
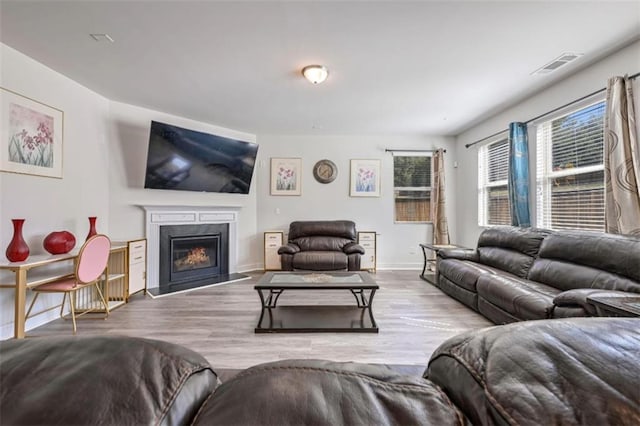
[6,219,29,262]
[43,231,76,255]
[86,217,98,241]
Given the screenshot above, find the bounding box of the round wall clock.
[313,159,338,184]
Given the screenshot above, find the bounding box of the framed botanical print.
[350,159,381,197]
[0,87,64,178]
[271,157,302,196]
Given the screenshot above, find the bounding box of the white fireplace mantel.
[140,205,241,289]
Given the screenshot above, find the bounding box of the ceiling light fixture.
[302,65,329,84]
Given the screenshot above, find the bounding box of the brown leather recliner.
[278,220,365,271]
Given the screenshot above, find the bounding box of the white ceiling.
[1,1,639,136]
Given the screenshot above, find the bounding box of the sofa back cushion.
[292,236,353,251]
[476,227,550,278]
[194,360,466,426]
[528,231,640,292]
[0,336,218,426]
[426,318,640,426]
[288,220,357,241]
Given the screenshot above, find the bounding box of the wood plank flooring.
[26,270,493,369]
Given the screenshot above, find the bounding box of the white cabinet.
[264,232,284,270]
[127,239,147,297]
[357,232,377,272]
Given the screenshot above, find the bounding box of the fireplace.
[142,205,248,298]
[159,224,229,288]
[159,223,229,287]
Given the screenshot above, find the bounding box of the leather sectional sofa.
[436,226,640,323]
[278,220,365,271]
[1,318,638,425]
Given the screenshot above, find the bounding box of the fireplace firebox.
[159,224,229,289]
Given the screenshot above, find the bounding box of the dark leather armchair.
[278,220,365,271]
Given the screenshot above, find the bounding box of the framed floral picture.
[271,157,302,196]
[0,87,64,178]
[350,159,381,197]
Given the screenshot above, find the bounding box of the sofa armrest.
[278,243,300,255]
[554,289,635,316]
[343,242,365,255]
[438,248,478,262]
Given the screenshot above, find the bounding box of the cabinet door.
[264,232,284,270]
[357,232,376,271]
[128,240,146,296]
[129,261,146,295]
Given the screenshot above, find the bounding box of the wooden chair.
[26,234,111,334]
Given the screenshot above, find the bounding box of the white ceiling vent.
[532,52,582,75]
[89,33,114,42]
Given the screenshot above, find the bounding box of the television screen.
[144,121,258,194]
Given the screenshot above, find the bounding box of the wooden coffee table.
[254,271,379,333]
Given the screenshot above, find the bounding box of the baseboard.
[376,263,422,270]
[1,309,62,341]
[238,263,262,273]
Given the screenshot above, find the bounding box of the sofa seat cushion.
[426,318,640,426]
[438,259,512,292]
[0,336,219,426]
[194,360,467,426]
[476,275,560,320]
[293,251,348,270]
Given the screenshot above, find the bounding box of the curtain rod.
[465,71,640,149]
[385,148,446,153]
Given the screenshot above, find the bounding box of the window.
[393,154,432,222]
[478,139,511,226]
[536,100,605,231]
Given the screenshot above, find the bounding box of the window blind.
[536,101,605,231]
[393,155,432,222]
[478,139,511,226]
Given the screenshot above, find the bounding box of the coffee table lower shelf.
[255,305,378,333]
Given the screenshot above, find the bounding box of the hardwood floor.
[27,270,493,369]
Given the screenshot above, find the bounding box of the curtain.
[508,122,531,227]
[605,76,640,235]
[431,148,450,244]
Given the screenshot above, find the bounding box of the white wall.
[0,43,260,339]
[107,101,260,271]
[0,44,111,337]
[454,40,640,248]
[256,134,457,269]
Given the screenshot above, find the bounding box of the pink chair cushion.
[33,276,79,292]
[77,235,111,283]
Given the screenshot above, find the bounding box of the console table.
[0,243,130,339]
[587,295,640,317]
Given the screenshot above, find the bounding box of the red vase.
[6,219,29,262]
[43,231,76,254]
[86,216,98,241]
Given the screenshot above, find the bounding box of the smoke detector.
[532,52,582,75]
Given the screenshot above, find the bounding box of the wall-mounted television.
[144,121,258,194]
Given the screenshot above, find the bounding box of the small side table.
[586,296,640,317]
[419,244,466,285]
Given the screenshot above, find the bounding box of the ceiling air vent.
[90,33,114,42]
[532,52,583,75]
